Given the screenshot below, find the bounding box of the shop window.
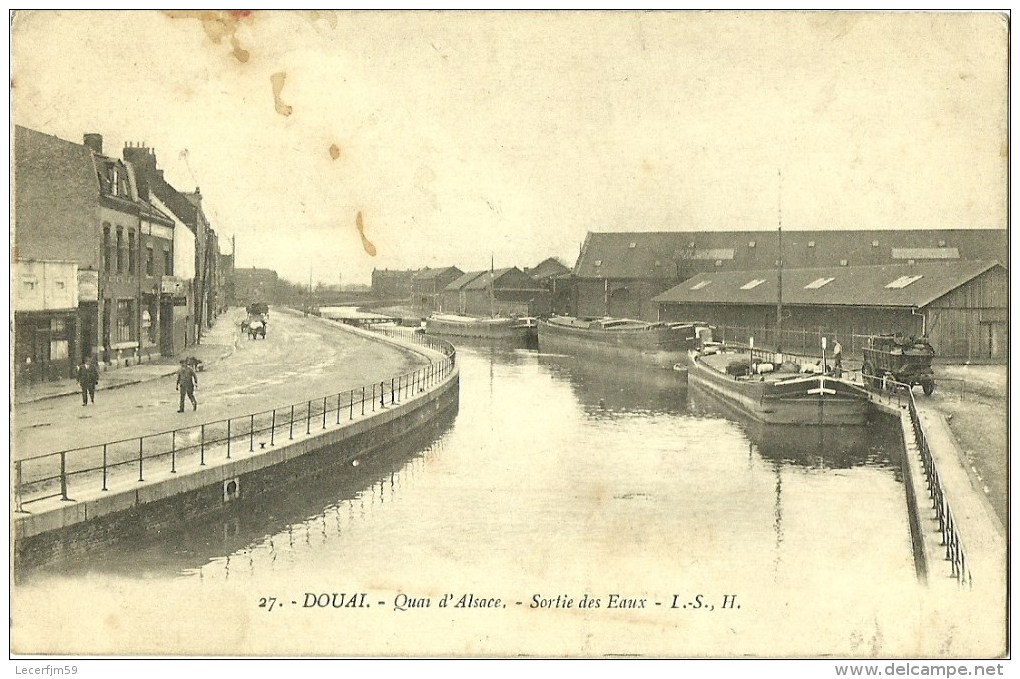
[146,246,155,276]
[116,299,134,342]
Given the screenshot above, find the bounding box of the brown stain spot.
[104,613,119,630]
[355,211,377,257]
[1001,142,1009,158]
[271,72,293,117]
[162,10,253,63]
[329,143,341,160]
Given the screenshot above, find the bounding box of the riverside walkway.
[14,309,454,542]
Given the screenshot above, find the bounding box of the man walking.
[77,356,99,406]
[176,358,198,412]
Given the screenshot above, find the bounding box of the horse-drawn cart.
[241,302,269,340]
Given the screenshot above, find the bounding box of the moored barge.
[537,316,713,369]
[688,349,870,426]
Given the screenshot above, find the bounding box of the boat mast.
[489,253,495,318]
[776,170,784,342]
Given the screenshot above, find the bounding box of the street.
[13,309,430,461]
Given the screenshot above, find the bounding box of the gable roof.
[413,266,463,281]
[574,229,1008,279]
[530,257,571,279]
[652,260,1004,309]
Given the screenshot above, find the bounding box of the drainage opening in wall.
[224,478,240,503]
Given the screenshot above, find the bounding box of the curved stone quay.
[13,309,460,570]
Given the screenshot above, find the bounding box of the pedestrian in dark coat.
[176,358,198,412]
[77,356,99,406]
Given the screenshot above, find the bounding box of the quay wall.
[15,322,460,570]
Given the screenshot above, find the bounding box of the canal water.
[16,340,936,656]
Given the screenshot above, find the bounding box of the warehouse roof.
[652,260,1004,309]
[573,229,1008,279]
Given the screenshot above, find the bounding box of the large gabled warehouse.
[652,261,1007,361]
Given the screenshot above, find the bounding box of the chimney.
[83,133,103,155]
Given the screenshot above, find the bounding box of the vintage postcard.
[10,10,1009,662]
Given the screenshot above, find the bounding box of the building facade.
[411,266,463,313]
[442,268,551,317]
[572,229,1009,321]
[653,261,1007,361]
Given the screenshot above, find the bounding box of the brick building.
[410,266,463,314]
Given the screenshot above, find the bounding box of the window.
[808,240,815,248]
[128,229,136,273]
[594,260,602,267]
[164,247,172,275]
[103,223,112,272]
[50,318,65,332]
[872,240,880,247]
[748,241,756,248]
[116,227,124,273]
[146,246,155,276]
[116,299,134,342]
[23,280,36,291]
[840,259,848,266]
[804,277,835,289]
[55,281,65,289]
[690,280,711,290]
[715,260,722,266]
[885,275,924,289]
[740,278,767,290]
[629,242,636,249]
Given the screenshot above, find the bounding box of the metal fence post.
[250,414,256,451]
[15,461,23,511]
[102,444,109,489]
[380,382,385,408]
[170,433,176,474]
[350,390,354,420]
[323,396,328,428]
[362,387,366,415]
[306,400,312,434]
[391,378,395,404]
[138,438,145,482]
[271,409,276,446]
[337,394,342,424]
[60,452,69,501]
[227,419,232,459]
[290,404,295,439]
[201,424,206,465]
[372,384,376,412]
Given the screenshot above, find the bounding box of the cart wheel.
[922,380,935,396]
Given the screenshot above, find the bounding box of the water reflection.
[21,413,455,582]
[537,351,688,415]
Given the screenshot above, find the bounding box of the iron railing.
[14,330,456,512]
[856,373,972,587]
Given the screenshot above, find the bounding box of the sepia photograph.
[9,10,1009,664]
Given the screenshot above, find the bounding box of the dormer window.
[594,260,602,267]
[748,241,756,248]
[629,242,636,249]
[938,240,946,247]
[111,167,119,195]
[690,280,711,290]
[715,260,722,266]
[872,240,879,247]
[840,259,848,266]
[808,241,815,248]
[740,278,767,290]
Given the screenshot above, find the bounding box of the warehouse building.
[652,260,1007,362]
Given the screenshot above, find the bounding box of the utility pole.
[776,170,784,338]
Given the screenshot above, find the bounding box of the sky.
[11,11,1009,286]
